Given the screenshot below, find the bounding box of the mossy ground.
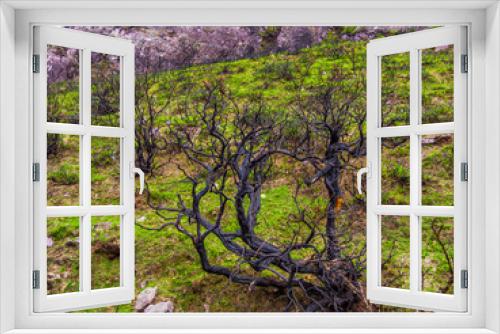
[46,34,454,312]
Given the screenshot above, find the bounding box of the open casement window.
[363,26,468,312]
[32,26,140,312]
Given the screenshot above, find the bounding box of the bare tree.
[134,46,180,175]
[291,41,367,262]
[91,54,121,125]
[145,55,369,311]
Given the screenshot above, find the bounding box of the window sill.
[1,1,499,333]
[3,329,497,334]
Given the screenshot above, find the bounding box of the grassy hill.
[46,33,454,312]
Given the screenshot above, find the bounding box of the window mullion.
[80,48,92,293]
[409,48,421,292]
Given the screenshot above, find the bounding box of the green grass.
[48,162,79,185]
[46,33,455,312]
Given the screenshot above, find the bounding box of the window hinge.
[32,270,40,289]
[32,54,40,73]
[32,162,40,182]
[461,269,468,289]
[461,162,468,182]
[461,54,468,73]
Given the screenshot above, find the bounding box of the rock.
[421,134,452,145]
[47,237,53,247]
[203,303,210,312]
[65,239,79,248]
[94,222,112,231]
[54,256,73,265]
[47,272,60,280]
[135,287,157,311]
[137,216,146,223]
[94,240,120,260]
[144,301,174,313]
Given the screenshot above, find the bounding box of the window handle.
[357,164,371,195]
[130,162,145,195]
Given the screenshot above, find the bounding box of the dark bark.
[146,44,369,311]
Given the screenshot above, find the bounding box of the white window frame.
[0,1,499,333]
[32,26,136,312]
[365,26,468,312]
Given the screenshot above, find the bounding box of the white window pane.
[91,137,121,205]
[421,216,454,294]
[421,45,454,124]
[381,215,410,290]
[381,52,410,127]
[421,134,454,206]
[91,53,121,127]
[91,215,121,290]
[47,216,80,295]
[47,45,80,124]
[381,137,410,205]
[47,134,80,206]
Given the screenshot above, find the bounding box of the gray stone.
[47,272,60,280]
[135,287,158,311]
[65,239,79,248]
[144,301,174,313]
[94,221,112,231]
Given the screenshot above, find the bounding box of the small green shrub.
[390,163,410,183]
[48,163,79,185]
[47,217,79,240]
[92,141,119,166]
[90,168,106,182]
